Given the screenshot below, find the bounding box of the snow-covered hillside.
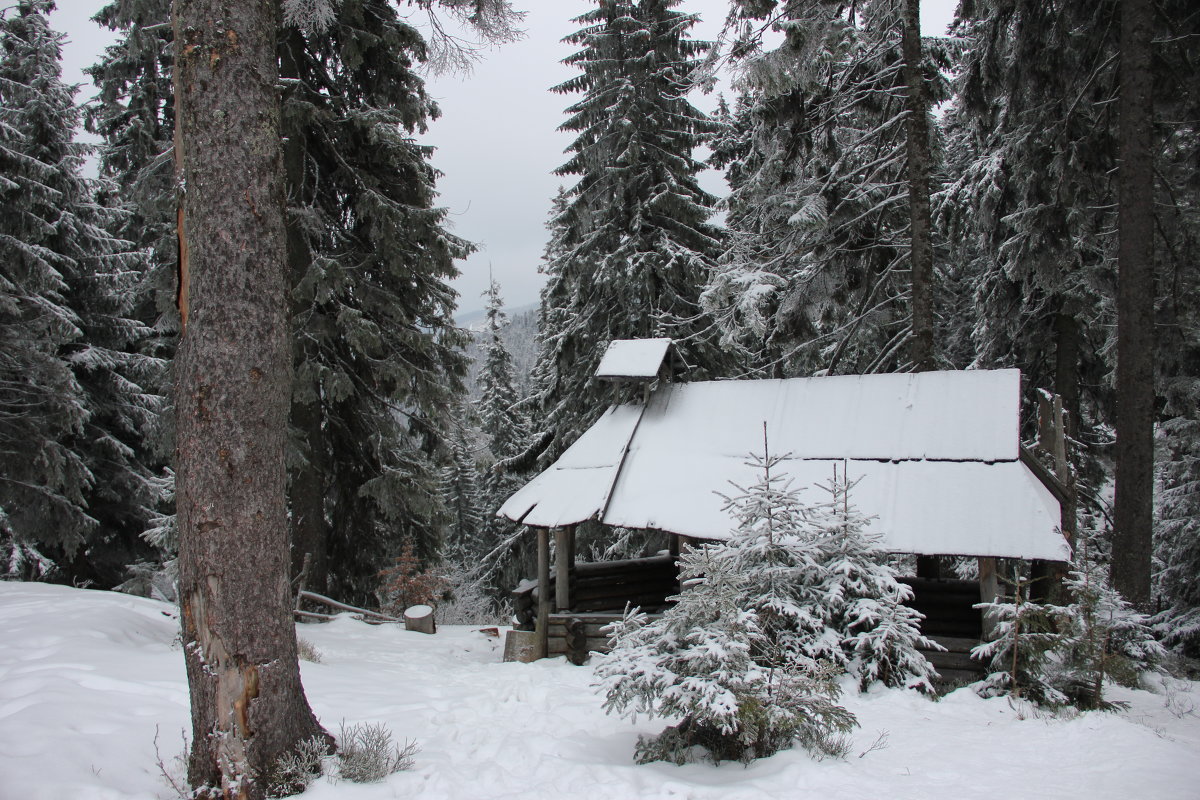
[1,582,1197,800]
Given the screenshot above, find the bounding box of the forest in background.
[1,0,1197,658]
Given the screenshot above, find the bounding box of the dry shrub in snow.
[296,637,323,663]
[265,735,329,798]
[336,722,418,782]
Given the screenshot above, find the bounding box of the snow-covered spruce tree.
[1154,411,1200,656]
[714,454,937,691]
[531,0,729,466]
[474,279,534,594]
[279,2,472,604]
[936,0,1120,491]
[90,0,478,605]
[596,548,857,765]
[0,0,89,575]
[939,0,1200,608]
[973,545,1163,709]
[1151,4,1200,655]
[597,442,937,763]
[440,408,484,564]
[478,280,529,474]
[86,0,176,348]
[971,573,1066,705]
[1053,555,1163,709]
[810,470,940,690]
[702,1,949,377]
[0,0,160,584]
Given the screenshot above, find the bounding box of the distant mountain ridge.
[455,301,539,331]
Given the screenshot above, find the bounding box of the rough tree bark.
[902,0,935,374]
[903,0,941,581]
[1111,0,1155,610]
[173,0,329,796]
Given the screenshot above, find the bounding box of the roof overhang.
[499,370,1070,561]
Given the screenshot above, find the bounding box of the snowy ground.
[1,582,1198,800]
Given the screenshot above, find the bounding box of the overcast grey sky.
[48,0,957,314]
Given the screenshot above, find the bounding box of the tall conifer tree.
[938,0,1118,445]
[703,1,948,377]
[171,0,328,789]
[474,279,532,590]
[278,0,471,603]
[89,0,475,604]
[0,0,158,583]
[532,0,727,463]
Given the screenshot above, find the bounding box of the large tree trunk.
[903,0,941,582]
[902,0,935,373]
[1112,0,1155,610]
[173,0,329,796]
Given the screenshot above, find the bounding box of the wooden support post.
[1035,389,1077,603]
[555,527,572,612]
[536,527,550,659]
[916,555,942,580]
[978,557,1000,640]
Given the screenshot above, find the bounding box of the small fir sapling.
[1050,533,1164,708]
[972,571,1066,705]
[973,536,1163,709]
[597,436,940,763]
[803,468,940,691]
[599,437,882,764]
[716,451,936,690]
[596,546,857,765]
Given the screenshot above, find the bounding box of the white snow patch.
[3,581,1196,800]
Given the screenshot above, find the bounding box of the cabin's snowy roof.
[594,338,672,379]
[499,369,1069,561]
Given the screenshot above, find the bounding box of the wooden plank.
[548,612,629,623]
[572,583,676,603]
[924,651,984,672]
[932,667,984,686]
[920,622,983,638]
[555,527,571,611]
[926,636,982,653]
[536,527,550,660]
[575,593,671,613]
[572,554,676,577]
[571,576,676,592]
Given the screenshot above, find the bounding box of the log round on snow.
[403,604,436,634]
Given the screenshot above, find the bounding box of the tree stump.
[403,604,436,634]
[565,617,588,666]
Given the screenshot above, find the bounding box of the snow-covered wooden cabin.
[500,340,1071,675]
